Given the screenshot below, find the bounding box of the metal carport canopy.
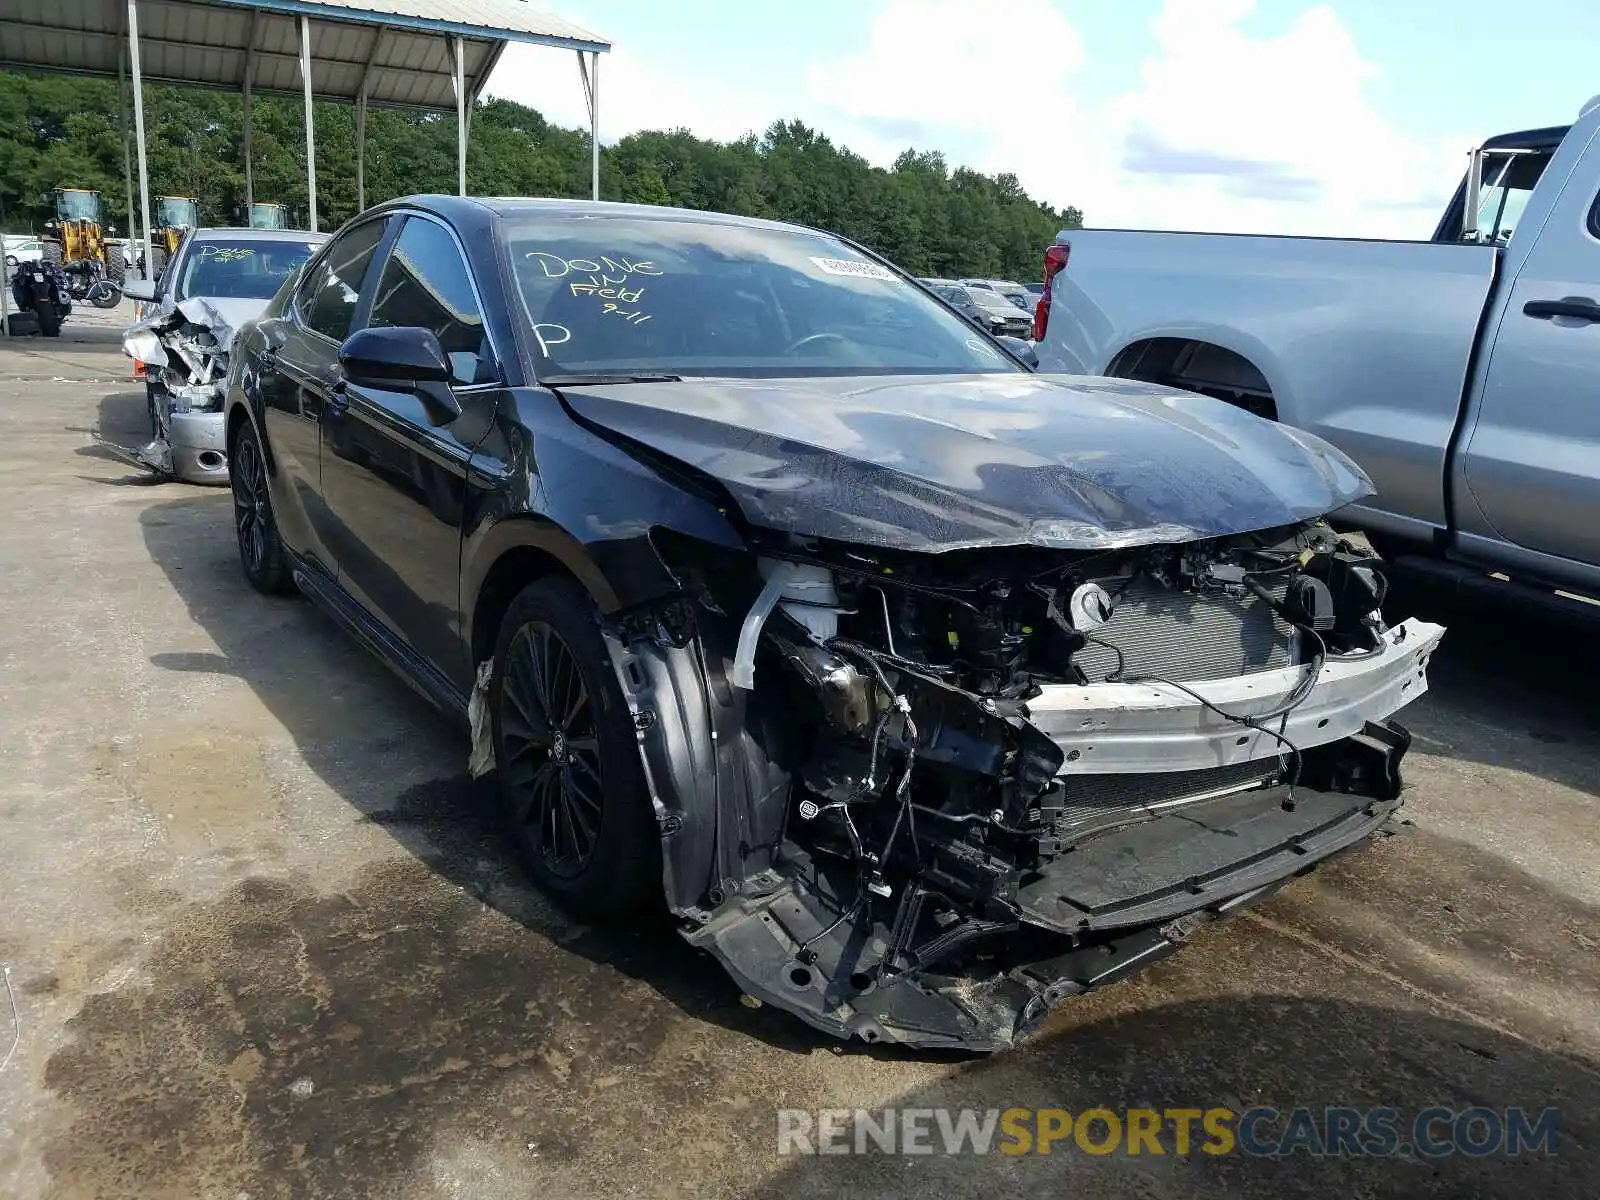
[0,0,609,271]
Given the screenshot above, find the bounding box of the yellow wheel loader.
[41,188,126,293]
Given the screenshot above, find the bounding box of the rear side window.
[297,219,387,342]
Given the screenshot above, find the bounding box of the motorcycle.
[10,262,72,337]
[63,262,122,309]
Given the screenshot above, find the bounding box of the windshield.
[249,205,288,230]
[156,198,198,228]
[56,191,101,222]
[177,238,320,301]
[506,216,1019,378]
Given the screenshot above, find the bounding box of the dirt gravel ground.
[0,308,1596,1198]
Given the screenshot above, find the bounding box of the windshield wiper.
[538,371,683,386]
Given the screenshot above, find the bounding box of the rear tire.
[229,419,295,595]
[490,576,658,917]
[35,303,60,337]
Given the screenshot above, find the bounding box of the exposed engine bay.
[112,298,235,484]
[604,519,1444,1050]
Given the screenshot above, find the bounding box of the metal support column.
[590,52,599,201]
[117,48,138,254]
[453,35,466,196]
[243,12,256,211]
[578,50,599,200]
[355,26,385,214]
[243,80,254,209]
[356,88,367,212]
[127,0,154,279]
[299,15,317,232]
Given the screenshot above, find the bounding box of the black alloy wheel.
[499,619,604,879]
[230,421,294,594]
[491,576,656,915]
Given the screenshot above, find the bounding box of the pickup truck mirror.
[122,278,158,302]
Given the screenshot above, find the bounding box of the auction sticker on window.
[809,256,898,281]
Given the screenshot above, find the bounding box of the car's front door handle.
[1523,297,1600,323]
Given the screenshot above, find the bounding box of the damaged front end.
[114,298,236,484]
[603,521,1443,1051]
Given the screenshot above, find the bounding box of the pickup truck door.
[1458,165,1600,567]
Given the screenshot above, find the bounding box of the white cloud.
[807,0,1084,136]
[805,0,1469,238]
[489,0,1474,239]
[486,43,784,145]
[1071,0,1470,236]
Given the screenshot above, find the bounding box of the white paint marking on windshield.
[532,323,572,356]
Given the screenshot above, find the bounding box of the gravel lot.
[1,306,1596,1198]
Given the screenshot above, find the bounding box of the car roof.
[373,194,842,239]
[187,226,329,242]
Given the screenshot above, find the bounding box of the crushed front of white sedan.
[115,298,236,484]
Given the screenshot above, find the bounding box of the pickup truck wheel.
[491,576,657,917]
[229,420,295,595]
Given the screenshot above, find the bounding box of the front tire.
[229,419,294,594]
[491,576,658,916]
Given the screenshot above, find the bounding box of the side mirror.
[338,326,461,423]
[995,335,1039,369]
[123,278,158,302]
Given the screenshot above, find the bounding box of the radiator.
[1071,576,1294,683]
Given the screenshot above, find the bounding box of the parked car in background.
[120,226,325,483]
[1033,95,1600,607]
[3,238,45,268]
[948,281,1032,338]
[926,281,991,331]
[223,195,1441,1052]
[962,277,1031,309]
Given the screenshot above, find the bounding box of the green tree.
[0,68,1081,279]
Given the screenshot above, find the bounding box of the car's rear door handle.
[1523,297,1600,323]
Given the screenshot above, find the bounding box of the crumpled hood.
[174,296,259,343]
[558,373,1374,552]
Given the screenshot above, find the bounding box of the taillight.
[1033,242,1070,342]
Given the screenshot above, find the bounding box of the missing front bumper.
[605,599,1436,1053]
[683,770,1403,1051]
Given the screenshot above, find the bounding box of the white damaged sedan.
[121,227,325,484]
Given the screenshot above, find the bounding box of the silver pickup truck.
[1034,95,1600,603]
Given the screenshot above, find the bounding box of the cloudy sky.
[487,0,1598,239]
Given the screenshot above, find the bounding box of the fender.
[1104,324,1294,426]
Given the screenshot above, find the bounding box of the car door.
[317,212,504,693]
[1459,165,1600,567]
[261,216,393,576]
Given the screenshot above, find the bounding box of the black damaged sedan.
[225,196,1444,1051]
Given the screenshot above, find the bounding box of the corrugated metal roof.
[0,0,608,110]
